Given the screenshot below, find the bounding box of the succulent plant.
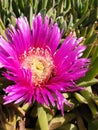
[0,0,98,130]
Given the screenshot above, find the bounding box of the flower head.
[0,14,89,115]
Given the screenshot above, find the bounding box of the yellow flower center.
[20,47,54,86]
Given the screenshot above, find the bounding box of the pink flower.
[0,14,89,115]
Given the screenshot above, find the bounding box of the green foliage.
[0,0,98,130]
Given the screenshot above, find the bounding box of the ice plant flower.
[0,14,89,115]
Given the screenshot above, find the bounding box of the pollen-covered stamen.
[20,47,54,86]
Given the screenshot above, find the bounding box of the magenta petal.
[4,84,34,104]
[32,14,61,53]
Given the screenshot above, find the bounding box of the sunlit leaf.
[37,105,49,130]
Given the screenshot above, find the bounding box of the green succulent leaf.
[83,57,98,81]
[78,78,98,87]
[37,105,49,130]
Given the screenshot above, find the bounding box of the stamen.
[19,47,55,86]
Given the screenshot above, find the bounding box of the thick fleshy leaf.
[37,105,49,130]
[83,57,98,81]
[78,78,98,87]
